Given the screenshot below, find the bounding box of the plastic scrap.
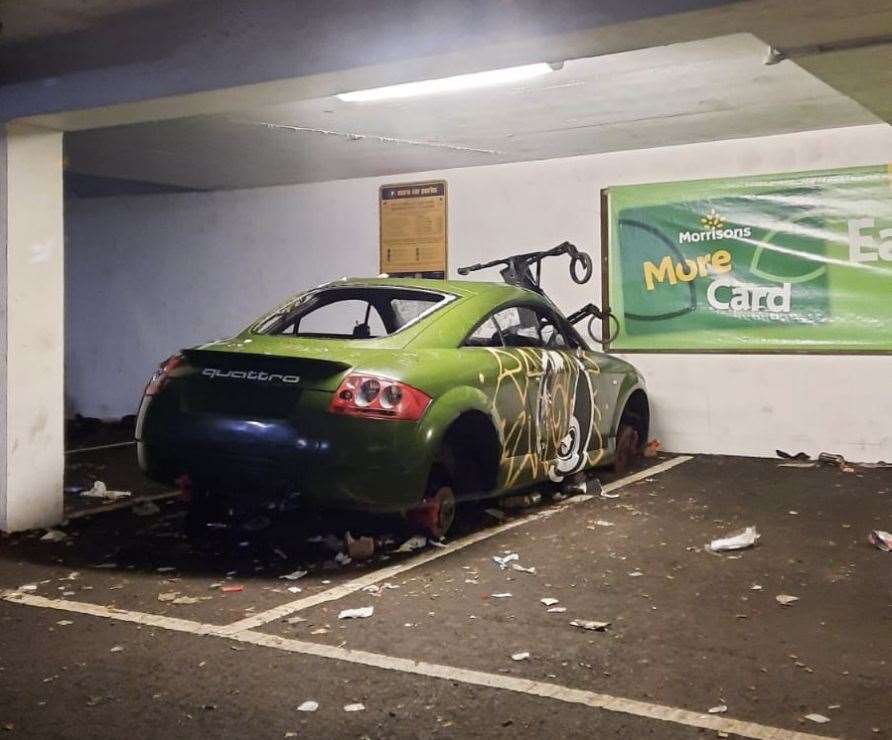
[334,552,352,566]
[805,714,830,724]
[708,705,728,714]
[570,619,610,631]
[338,606,374,619]
[709,526,760,552]
[776,594,799,606]
[221,585,244,593]
[547,607,567,613]
[343,703,365,712]
[644,439,661,458]
[40,529,68,543]
[491,593,512,599]
[172,596,198,605]
[511,564,536,574]
[81,481,131,501]
[395,535,427,553]
[280,569,308,581]
[493,553,519,570]
[868,530,892,552]
[540,597,560,606]
[511,652,530,661]
[298,701,318,712]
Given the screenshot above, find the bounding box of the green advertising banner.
[605,165,892,352]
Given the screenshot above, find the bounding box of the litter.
[110,646,124,653]
[395,535,427,553]
[776,450,810,461]
[343,704,365,712]
[592,520,614,527]
[287,586,302,594]
[491,593,512,599]
[709,526,760,552]
[501,493,541,509]
[628,570,644,577]
[540,598,560,606]
[600,489,620,500]
[644,439,661,458]
[346,532,375,561]
[708,705,728,714]
[484,508,506,521]
[547,607,567,613]
[805,714,830,724]
[172,596,198,605]
[334,552,352,566]
[868,530,892,552]
[776,594,799,606]
[80,481,131,501]
[157,592,178,602]
[310,628,329,635]
[40,529,68,543]
[285,616,307,625]
[57,620,73,626]
[297,701,319,712]
[750,584,763,591]
[511,564,536,574]
[361,583,398,594]
[570,619,610,631]
[221,585,244,593]
[132,501,161,517]
[279,569,308,581]
[492,553,519,569]
[338,606,374,619]
[511,652,530,661]
[18,584,37,592]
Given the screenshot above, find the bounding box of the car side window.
[464,317,503,347]
[492,306,543,348]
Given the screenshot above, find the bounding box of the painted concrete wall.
[66,123,892,461]
[2,125,65,531]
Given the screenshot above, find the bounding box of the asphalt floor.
[1,452,890,739]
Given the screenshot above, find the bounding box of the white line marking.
[2,589,831,740]
[65,490,181,521]
[66,440,136,454]
[219,455,693,634]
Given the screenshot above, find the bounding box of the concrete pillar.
[0,123,65,532]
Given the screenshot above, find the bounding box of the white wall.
[67,123,892,461]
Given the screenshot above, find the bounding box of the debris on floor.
[395,535,427,553]
[361,583,399,595]
[708,526,760,552]
[868,530,892,552]
[805,713,831,724]
[500,492,541,509]
[346,532,375,561]
[279,569,308,581]
[511,651,530,661]
[708,705,728,714]
[511,563,536,574]
[540,597,560,606]
[132,501,161,517]
[297,701,319,712]
[492,553,519,569]
[338,606,374,619]
[343,703,365,712]
[775,594,799,606]
[570,619,610,631]
[484,508,506,521]
[491,592,512,599]
[39,529,68,543]
[644,439,661,458]
[81,481,131,501]
[221,585,244,593]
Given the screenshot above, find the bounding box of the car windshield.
[253,286,450,339]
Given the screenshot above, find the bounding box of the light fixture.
[337,62,559,103]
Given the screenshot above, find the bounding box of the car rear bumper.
[136,391,432,512]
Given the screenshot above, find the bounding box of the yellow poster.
[380,181,447,274]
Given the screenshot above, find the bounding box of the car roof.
[324,276,533,300]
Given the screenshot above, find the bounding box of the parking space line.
[2,588,830,740]
[219,455,693,634]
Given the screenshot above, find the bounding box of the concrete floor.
[1,454,890,738]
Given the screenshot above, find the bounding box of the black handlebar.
[458,241,593,294]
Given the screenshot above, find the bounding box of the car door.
[489,305,573,486]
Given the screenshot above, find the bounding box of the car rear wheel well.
[440,411,501,497]
[619,389,649,448]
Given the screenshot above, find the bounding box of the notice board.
[380,180,447,275]
[603,165,892,353]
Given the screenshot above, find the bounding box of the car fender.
[416,385,499,469]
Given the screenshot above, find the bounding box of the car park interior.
[1,2,891,738]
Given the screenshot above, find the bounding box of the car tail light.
[329,373,431,420]
[144,354,184,396]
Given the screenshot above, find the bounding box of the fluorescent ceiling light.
[337,62,556,102]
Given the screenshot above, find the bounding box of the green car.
[136,276,649,537]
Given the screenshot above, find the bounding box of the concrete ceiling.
[64,33,880,192]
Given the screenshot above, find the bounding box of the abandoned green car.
[136,262,649,537]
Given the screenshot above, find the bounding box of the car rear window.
[253,286,450,339]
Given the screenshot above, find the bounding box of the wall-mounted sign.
[603,165,892,353]
[380,180,447,275]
